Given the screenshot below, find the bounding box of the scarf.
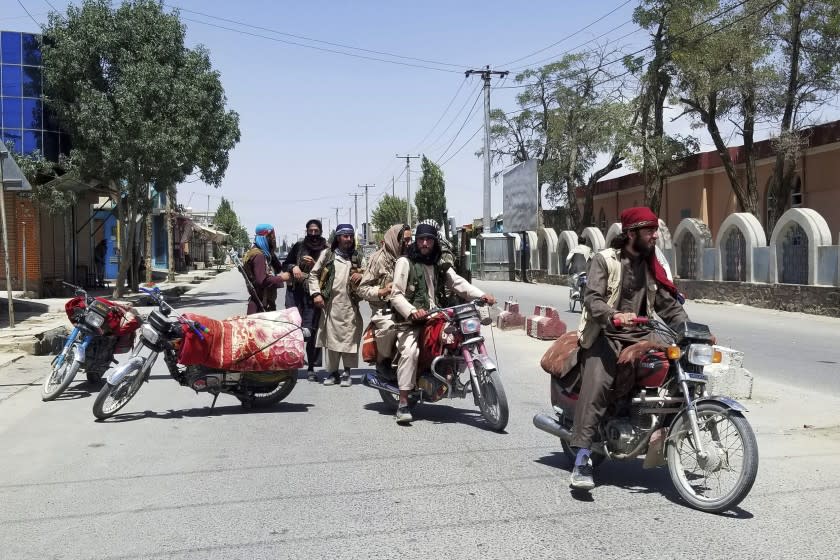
[367,224,405,274]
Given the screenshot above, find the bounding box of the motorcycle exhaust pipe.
[533,413,572,442]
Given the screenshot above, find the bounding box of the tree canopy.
[414,156,448,234]
[371,195,414,235]
[42,0,240,295]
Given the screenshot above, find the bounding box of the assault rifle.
[228,248,265,313]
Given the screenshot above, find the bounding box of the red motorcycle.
[533,317,759,513]
[362,299,509,431]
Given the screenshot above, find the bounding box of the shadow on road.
[98,401,314,422]
[534,451,754,517]
[362,400,507,434]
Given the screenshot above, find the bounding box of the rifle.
[228,248,265,313]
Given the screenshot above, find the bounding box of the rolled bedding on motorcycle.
[178,307,305,371]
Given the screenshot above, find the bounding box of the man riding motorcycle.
[570,207,688,490]
[390,223,496,424]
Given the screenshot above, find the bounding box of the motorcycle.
[92,287,304,420]
[42,282,141,401]
[533,317,759,513]
[568,272,587,312]
[362,299,509,431]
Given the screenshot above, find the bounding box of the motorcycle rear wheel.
[476,368,509,432]
[244,374,298,408]
[42,347,80,402]
[667,402,759,513]
[92,362,146,420]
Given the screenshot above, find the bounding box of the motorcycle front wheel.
[92,360,147,420]
[667,402,759,513]
[42,346,81,401]
[475,367,509,432]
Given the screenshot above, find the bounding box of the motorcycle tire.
[92,361,146,420]
[666,402,759,513]
[378,389,419,412]
[475,368,509,432]
[244,375,298,408]
[42,347,81,402]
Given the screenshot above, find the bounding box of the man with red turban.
[570,207,689,490]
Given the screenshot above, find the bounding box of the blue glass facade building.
[1,30,69,159]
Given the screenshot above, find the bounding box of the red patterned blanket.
[179,308,305,371]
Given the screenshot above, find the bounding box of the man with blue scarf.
[242,224,289,314]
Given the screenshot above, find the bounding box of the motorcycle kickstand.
[209,391,220,410]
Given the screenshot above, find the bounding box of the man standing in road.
[570,207,688,490]
[283,219,328,381]
[243,224,289,315]
[390,223,496,424]
[94,239,108,288]
[308,224,365,387]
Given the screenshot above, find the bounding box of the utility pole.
[466,65,508,232]
[331,207,341,230]
[0,148,14,327]
[348,192,361,236]
[358,184,374,245]
[396,154,420,226]
[391,176,395,197]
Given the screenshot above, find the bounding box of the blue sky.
[4,1,837,244]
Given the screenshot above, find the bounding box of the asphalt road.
[475,278,840,396]
[1,270,839,559]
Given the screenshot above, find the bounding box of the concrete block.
[496,300,525,330]
[526,305,566,340]
[704,345,754,399]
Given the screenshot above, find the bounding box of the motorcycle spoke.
[673,410,745,502]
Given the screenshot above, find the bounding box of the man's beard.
[632,235,655,258]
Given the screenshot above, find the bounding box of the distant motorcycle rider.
[390,223,495,424]
[570,207,688,490]
[243,224,289,315]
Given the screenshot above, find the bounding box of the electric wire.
[438,124,483,168]
[164,2,468,71]
[14,0,41,26]
[499,0,780,117]
[498,0,635,67]
[498,0,764,91]
[435,88,483,163]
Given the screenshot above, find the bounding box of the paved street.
[475,279,840,396]
[1,271,839,559]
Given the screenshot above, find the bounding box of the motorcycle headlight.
[141,323,161,345]
[460,318,481,335]
[85,312,105,330]
[686,344,722,366]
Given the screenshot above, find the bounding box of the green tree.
[489,49,634,230]
[766,0,840,232]
[7,147,77,214]
[671,0,775,218]
[371,195,414,234]
[213,197,249,248]
[414,156,448,234]
[629,1,698,215]
[42,0,240,296]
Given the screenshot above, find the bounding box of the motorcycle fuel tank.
[637,351,669,388]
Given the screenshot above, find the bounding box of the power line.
[438,125,483,168]
[409,77,470,152]
[499,0,762,92]
[506,21,642,73]
[424,81,483,153]
[435,87,483,163]
[166,2,471,69]
[14,0,41,27]
[41,0,59,12]
[499,0,778,118]
[498,0,635,67]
